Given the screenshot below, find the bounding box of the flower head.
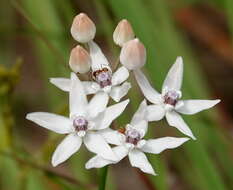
[71,13,96,43]
[85,100,189,175]
[50,41,131,102]
[134,57,221,139]
[26,73,129,166]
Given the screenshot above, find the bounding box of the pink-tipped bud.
[71,13,96,43]
[113,19,135,47]
[69,45,91,73]
[120,38,146,70]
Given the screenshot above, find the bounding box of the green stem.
[98,166,108,190]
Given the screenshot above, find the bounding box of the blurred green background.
[1,0,233,189]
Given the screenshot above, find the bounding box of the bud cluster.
[113,19,146,70]
[69,13,96,74]
[69,13,147,74]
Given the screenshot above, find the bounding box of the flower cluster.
[26,13,220,175]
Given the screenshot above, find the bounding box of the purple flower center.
[95,70,112,88]
[73,116,88,132]
[125,129,141,145]
[164,90,179,106]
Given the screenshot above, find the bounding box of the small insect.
[118,127,126,134]
[92,67,110,79]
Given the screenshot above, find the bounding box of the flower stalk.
[98,166,108,190]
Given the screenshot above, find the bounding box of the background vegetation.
[1,0,233,189]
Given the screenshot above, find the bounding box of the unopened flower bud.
[71,13,96,43]
[113,19,135,46]
[69,45,91,73]
[120,38,146,70]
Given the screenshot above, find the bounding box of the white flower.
[26,73,129,167]
[85,100,189,175]
[134,57,221,140]
[50,41,131,102]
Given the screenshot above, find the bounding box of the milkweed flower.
[85,100,189,175]
[71,13,96,43]
[134,57,220,140]
[50,41,131,102]
[26,73,129,167]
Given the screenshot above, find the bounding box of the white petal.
[85,145,128,169]
[93,99,130,130]
[162,57,183,91]
[128,149,156,175]
[109,82,131,102]
[87,92,109,118]
[166,111,196,140]
[50,78,71,92]
[82,81,100,94]
[50,78,100,95]
[134,69,160,104]
[83,132,117,161]
[85,155,114,169]
[113,145,130,161]
[88,41,111,72]
[132,120,148,138]
[112,66,129,86]
[146,105,165,121]
[141,137,189,154]
[97,128,123,145]
[137,140,147,149]
[69,73,88,117]
[26,112,72,134]
[130,99,147,125]
[176,99,220,115]
[52,134,82,167]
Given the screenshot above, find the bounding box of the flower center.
[93,68,112,88]
[163,90,180,106]
[125,129,141,145]
[73,116,88,132]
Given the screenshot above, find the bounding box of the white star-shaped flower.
[85,100,189,175]
[50,41,131,102]
[134,57,220,139]
[26,73,129,167]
